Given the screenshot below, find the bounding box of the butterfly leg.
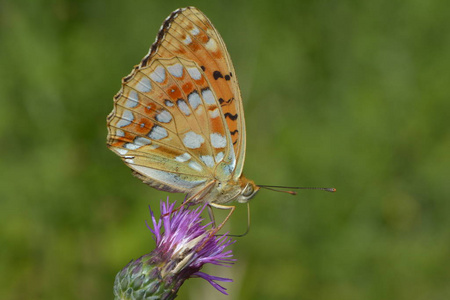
[235,202,250,237]
[211,202,251,237]
[162,182,217,217]
[207,203,236,235]
[198,203,250,251]
[195,204,234,251]
[207,205,217,227]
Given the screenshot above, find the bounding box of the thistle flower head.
[114,198,235,299]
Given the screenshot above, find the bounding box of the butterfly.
[107,7,259,227]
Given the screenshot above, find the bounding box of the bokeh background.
[1,0,449,299]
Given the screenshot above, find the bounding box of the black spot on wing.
[224,75,230,81]
[224,113,238,121]
[220,97,235,106]
[201,66,206,71]
[230,129,239,135]
[213,70,223,80]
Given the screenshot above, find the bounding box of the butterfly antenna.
[258,186,298,195]
[258,185,336,194]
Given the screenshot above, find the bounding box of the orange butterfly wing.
[148,7,246,178]
[107,7,247,197]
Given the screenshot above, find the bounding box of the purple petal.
[193,271,233,295]
[145,198,236,295]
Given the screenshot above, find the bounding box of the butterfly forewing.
[107,7,248,199]
[147,7,246,178]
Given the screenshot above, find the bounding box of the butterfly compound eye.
[242,184,254,197]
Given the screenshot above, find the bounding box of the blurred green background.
[1,0,449,299]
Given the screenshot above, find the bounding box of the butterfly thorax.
[187,175,259,205]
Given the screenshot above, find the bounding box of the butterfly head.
[234,176,260,203]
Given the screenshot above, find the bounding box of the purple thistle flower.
[114,198,235,299]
